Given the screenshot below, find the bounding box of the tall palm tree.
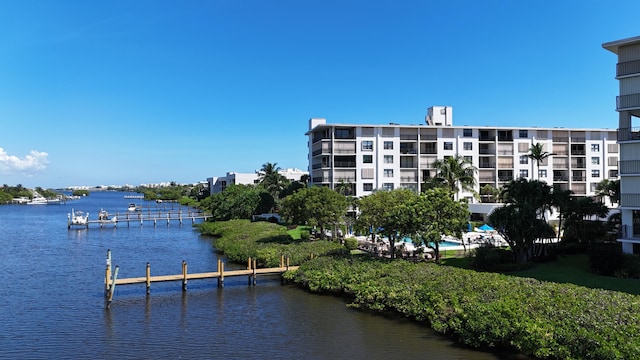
[257,162,289,199]
[431,155,477,200]
[527,143,553,180]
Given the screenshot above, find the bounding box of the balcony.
[498,176,514,182]
[400,177,418,182]
[553,176,569,182]
[617,127,640,141]
[617,93,640,111]
[619,160,640,175]
[552,137,569,142]
[617,59,640,77]
[334,161,356,168]
[618,225,640,240]
[312,177,331,183]
[621,194,640,207]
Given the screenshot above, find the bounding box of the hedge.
[284,255,640,360]
[197,219,344,267]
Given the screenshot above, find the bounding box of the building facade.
[604,36,640,254]
[207,168,308,194]
[307,106,619,206]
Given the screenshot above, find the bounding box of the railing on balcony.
[619,224,640,240]
[498,176,514,182]
[553,176,569,181]
[400,177,418,182]
[420,134,437,140]
[497,150,513,155]
[617,59,640,77]
[400,149,417,154]
[570,150,586,155]
[400,134,418,140]
[479,176,496,182]
[571,176,585,181]
[570,162,586,169]
[570,137,585,143]
[619,160,640,174]
[617,127,640,141]
[334,161,356,168]
[334,177,355,182]
[479,149,494,155]
[479,135,494,141]
[312,177,331,183]
[617,93,640,110]
[621,194,640,207]
[552,137,569,142]
[479,163,495,169]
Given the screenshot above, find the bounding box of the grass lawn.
[444,253,640,295]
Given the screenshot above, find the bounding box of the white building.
[306,106,619,216]
[603,36,640,254]
[207,168,308,194]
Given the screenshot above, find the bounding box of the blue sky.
[1,1,638,189]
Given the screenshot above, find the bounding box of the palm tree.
[527,143,553,180]
[431,155,477,200]
[256,162,289,199]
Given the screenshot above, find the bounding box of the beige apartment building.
[307,106,619,210]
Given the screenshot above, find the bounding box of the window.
[463,142,472,151]
[363,155,373,163]
[539,169,547,178]
[591,157,600,165]
[592,170,600,178]
[384,155,393,164]
[363,183,373,191]
[384,169,394,178]
[519,169,529,178]
[361,168,374,179]
[609,170,618,178]
[464,156,473,163]
[519,130,528,138]
[463,129,472,137]
[382,183,394,191]
[519,155,529,164]
[444,142,453,150]
[591,144,600,152]
[361,140,373,151]
[384,141,393,150]
[518,143,530,153]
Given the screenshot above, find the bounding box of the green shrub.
[300,229,310,241]
[287,255,640,359]
[343,237,358,250]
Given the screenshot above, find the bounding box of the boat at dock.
[68,209,89,228]
[127,203,141,212]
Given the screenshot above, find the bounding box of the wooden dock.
[104,250,299,308]
[69,205,209,229]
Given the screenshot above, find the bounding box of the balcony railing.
[553,176,569,182]
[400,149,417,154]
[571,176,585,181]
[498,176,514,182]
[570,150,586,155]
[312,177,331,183]
[571,137,586,143]
[400,135,418,140]
[619,224,640,240]
[420,135,437,140]
[400,177,417,182]
[617,59,640,77]
[334,162,356,168]
[617,127,640,141]
[621,194,640,207]
[617,93,640,110]
[479,163,495,169]
[552,137,569,142]
[619,160,640,174]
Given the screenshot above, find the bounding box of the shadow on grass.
[256,234,302,245]
[444,253,640,295]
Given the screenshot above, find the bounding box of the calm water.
[0,191,514,359]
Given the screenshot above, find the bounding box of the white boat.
[68,209,89,228]
[98,209,110,220]
[27,196,48,205]
[127,203,140,212]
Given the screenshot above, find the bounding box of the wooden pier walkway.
[69,205,209,229]
[104,250,299,308]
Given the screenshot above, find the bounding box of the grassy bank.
[285,255,640,359]
[198,220,640,359]
[197,219,343,267]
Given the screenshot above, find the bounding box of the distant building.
[306,106,619,219]
[603,36,640,254]
[207,168,308,194]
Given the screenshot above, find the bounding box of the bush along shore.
[199,220,640,359]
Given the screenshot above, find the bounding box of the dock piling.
[146,263,151,294]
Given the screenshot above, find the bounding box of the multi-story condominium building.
[604,36,640,254]
[207,168,308,194]
[307,106,619,211]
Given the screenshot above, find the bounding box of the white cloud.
[0,148,49,173]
